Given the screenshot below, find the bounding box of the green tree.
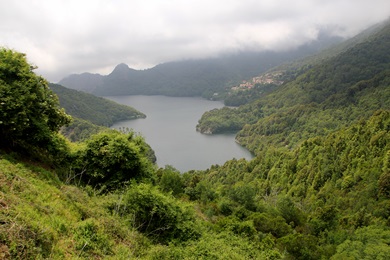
[0,48,71,150]
[75,131,154,191]
[158,165,184,196]
[331,226,390,260]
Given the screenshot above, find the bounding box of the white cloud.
[1,0,389,82]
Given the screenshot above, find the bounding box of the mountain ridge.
[197,19,390,154]
[58,33,343,98]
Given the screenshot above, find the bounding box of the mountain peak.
[113,63,130,71]
[109,63,138,78]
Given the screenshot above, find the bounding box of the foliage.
[60,117,107,142]
[331,226,390,259]
[72,131,155,191]
[157,165,184,197]
[224,83,278,106]
[118,183,200,243]
[196,106,261,134]
[186,110,390,259]
[1,19,390,260]
[0,48,71,152]
[50,83,145,126]
[197,22,390,153]
[0,152,154,259]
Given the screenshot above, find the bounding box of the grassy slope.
[0,152,149,259]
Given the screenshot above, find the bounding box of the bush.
[251,212,292,238]
[119,183,200,243]
[74,131,154,191]
[158,165,184,196]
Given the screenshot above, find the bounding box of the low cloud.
[1,0,389,82]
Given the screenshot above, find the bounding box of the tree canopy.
[0,48,71,151]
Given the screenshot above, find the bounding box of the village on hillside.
[231,71,284,91]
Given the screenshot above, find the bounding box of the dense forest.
[197,20,390,153]
[1,19,390,259]
[49,83,145,142]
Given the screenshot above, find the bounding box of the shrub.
[158,165,184,196]
[119,183,200,243]
[74,131,154,191]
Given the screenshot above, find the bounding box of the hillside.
[197,19,390,154]
[59,35,341,99]
[50,83,145,141]
[1,27,390,259]
[50,83,145,126]
[223,21,390,107]
[1,111,389,259]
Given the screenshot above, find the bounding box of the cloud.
[1,0,389,82]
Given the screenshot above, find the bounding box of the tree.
[158,165,184,196]
[0,48,71,151]
[75,131,154,191]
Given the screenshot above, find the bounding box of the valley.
[1,18,390,259]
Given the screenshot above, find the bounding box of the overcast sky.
[1,0,389,82]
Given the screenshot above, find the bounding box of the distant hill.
[59,33,342,99]
[59,72,104,93]
[50,83,145,126]
[50,83,145,141]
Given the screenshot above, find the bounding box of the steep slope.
[50,83,146,141]
[50,83,145,126]
[189,110,390,259]
[197,20,390,154]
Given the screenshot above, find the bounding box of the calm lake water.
[107,95,253,172]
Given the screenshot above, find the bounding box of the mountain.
[197,19,390,154]
[2,21,390,259]
[50,83,145,126]
[50,83,145,141]
[222,20,390,107]
[59,34,342,98]
[59,72,104,93]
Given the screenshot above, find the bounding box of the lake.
[107,95,253,172]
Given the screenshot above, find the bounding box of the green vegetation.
[73,131,155,192]
[59,117,107,142]
[197,20,390,150]
[223,82,279,106]
[50,83,145,127]
[1,20,390,259]
[0,48,71,155]
[2,109,389,259]
[50,83,145,142]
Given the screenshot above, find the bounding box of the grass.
[0,152,152,259]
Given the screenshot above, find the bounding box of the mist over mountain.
[59,32,342,98]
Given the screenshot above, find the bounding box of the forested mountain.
[1,19,390,259]
[50,83,145,126]
[223,21,389,107]
[197,19,390,154]
[59,34,341,98]
[50,83,145,141]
